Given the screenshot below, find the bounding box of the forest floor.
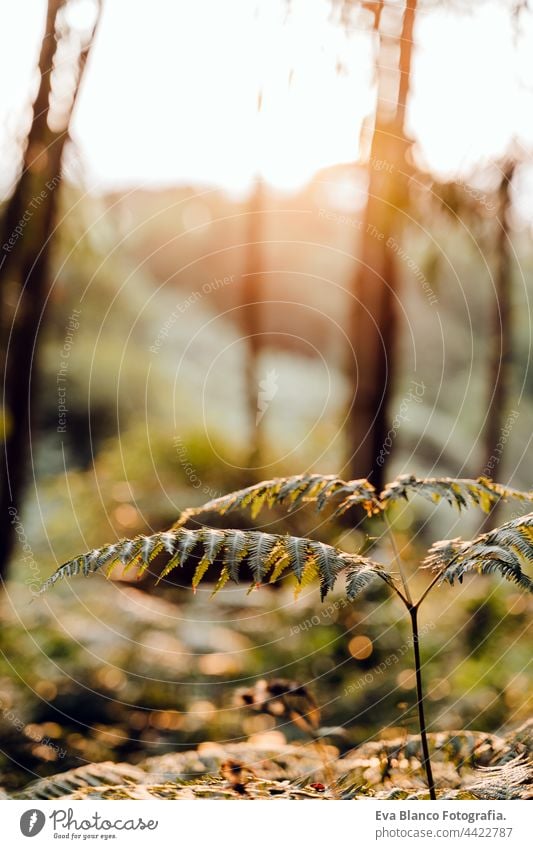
[1,578,531,801]
[7,721,532,800]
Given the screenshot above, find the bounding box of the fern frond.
[422,512,533,592]
[40,528,390,601]
[284,535,312,581]
[345,563,391,600]
[247,533,279,584]
[463,755,533,800]
[138,534,165,576]
[294,557,319,599]
[14,762,146,800]
[222,529,249,583]
[190,529,224,590]
[175,474,532,531]
[157,528,197,581]
[307,540,345,600]
[174,474,379,527]
[380,475,532,514]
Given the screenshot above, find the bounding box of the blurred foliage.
[0,560,530,791]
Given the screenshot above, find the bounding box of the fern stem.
[409,605,436,799]
[384,513,413,604]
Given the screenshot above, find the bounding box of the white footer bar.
[2,799,530,848]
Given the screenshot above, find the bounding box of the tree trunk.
[346,0,417,490]
[0,0,100,580]
[242,176,265,471]
[480,163,515,528]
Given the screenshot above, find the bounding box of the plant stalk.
[409,605,436,799]
[384,513,413,605]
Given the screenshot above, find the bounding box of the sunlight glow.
[0,0,532,194]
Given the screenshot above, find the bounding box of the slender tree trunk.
[480,164,515,528]
[0,0,100,580]
[0,1,66,297]
[242,176,264,471]
[346,0,417,490]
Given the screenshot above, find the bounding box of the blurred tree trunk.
[480,162,515,528]
[242,87,266,473]
[242,176,264,471]
[0,0,100,580]
[346,0,417,490]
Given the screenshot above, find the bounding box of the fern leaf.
[222,529,249,583]
[40,527,389,602]
[381,475,533,514]
[463,755,533,800]
[191,528,226,589]
[345,564,386,600]
[137,534,165,576]
[38,549,106,593]
[285,535,312,581]
[294,557,319,599]
[118,538,143,573]
[334,491,380,517]
[211,566,231,596]
[423,512,533,592]
[174,474,379,527]
[305,475,340,507]
[157,528,197,581]
[268,550,291,584]
[247,532,278,584]
[200,528,226,567]
[307,540,344,600]
[14,762,146,800]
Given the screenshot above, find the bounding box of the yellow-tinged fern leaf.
[40,527,390,602]
[137,534,165,577]
[422,512,533,592]
[173,474,379,527]
[307,540,344,600]
[381,475,533,514]
[211,566,231,597]
[157,528,197,582]
[191,528,226,589]
[222,529,249,583]
[247,533,279,585]
[294,557,319,599]
[268,551,291,584]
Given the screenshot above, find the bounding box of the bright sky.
[0,0,532,196]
